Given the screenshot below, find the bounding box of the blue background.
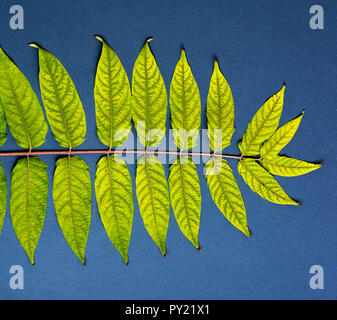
[0,0,336,299]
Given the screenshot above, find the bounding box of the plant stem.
[0,149,248,160]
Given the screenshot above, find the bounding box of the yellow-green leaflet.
[0,48,47,149]
[261,156,322,177]
[30,44,86,148]
[207,59,234,151]
[0,162,7,235]
[239,84,285,156]
[260,111,304,158]
[10,157,48,264]
[238,159,299,205]
[0,101,6,147]
[94,36,131,148]
[169,156,201,248]
[53,156,91,264]
[205,158,250,237]
[136,155,170,255]
[95,155,134,264]
[170,48,201,150]
[132,40,167,148]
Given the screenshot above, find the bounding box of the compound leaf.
[169,156,201,248]
[30,44,86,148]
[0,162,7,235]
[207,59,234,151]
[132,39,167,148]
[136,155,170,255]
[94,36,132,148]
[238,158,299,205]
[95,154,134,264]
[239,84,285,156]
[260,111,304,158]
[53,156,91,264]
[205,157,250,237]
[0,48,47,149]
[10,157,48,264]
[0,101,6,147]
[170,48,201,150]
[261,156,322,177]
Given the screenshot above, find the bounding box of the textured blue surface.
[0,0,336,299]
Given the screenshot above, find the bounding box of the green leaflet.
[260,111,304,158]
[95,155,134,264]
[0,48,47,149]
[53,156,91,264]
[10,157,48,264]
[30,44,86,148]
[132,39,167,148]
[169,156,201,248]
[0,161,7,235]
[239,84,285,156]
[94,36,132,148]
[205,157,250,237]
[261,156,322,177]
[207,59,235,151]
[170,48,201,150]
[136,155,170,255]
[238,159,299,205]
[0,101,7,147]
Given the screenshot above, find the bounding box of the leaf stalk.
[0,149,251,160]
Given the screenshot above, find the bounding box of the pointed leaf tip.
[94,35,104,43]
[180,46,186,59]
[278,83,286,95]
[146,37,153,43]
[27,43,39,49]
